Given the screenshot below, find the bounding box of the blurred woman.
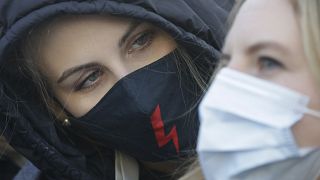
[195,0,320,179]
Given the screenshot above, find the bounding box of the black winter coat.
[0,0,233,179]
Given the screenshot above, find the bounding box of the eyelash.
[74,69,103,91]
[127,30,155,54]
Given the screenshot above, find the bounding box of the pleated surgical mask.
[197,68,320,180]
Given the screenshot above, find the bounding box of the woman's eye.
[75,70,103,91]
[128,31,154,53]
[258,56,284,70]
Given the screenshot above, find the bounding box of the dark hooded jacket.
[0,0,233,179]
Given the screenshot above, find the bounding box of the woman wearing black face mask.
[0,0,233,179]
[184,0,320,180]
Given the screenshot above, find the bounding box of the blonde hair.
[299,0,320,85]
[180,0,320,179]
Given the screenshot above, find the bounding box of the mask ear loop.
[304,108,320,118]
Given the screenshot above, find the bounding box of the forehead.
[224,0,299,51]
[43,15,131,44]
[38,15,132,73]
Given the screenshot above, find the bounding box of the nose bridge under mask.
[119,57,179,113]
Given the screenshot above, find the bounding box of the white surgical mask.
[197,68,320,180]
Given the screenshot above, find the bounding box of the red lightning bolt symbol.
[150,104,180,153]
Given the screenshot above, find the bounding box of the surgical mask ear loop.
[303,108,320,119]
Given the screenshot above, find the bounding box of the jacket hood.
[0,0,233,179]
[0,0,232,61]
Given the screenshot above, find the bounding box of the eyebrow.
[118,21,142,47]
[57,62,101,84]
[57,21,142,84]
[247,42,289,55]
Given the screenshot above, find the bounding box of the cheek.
[53,75,120,118]
[297,74,320,109]
[303,73,320,110]
[290,71,320,148]
[271,69,320,106]
[54,92,100,118]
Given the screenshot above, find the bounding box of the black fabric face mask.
[69,50,200,162]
